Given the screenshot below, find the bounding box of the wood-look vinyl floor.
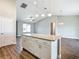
[0,45,37,59]
[0,45,16,59]
[17,50,37,59]
[61,38,79,59]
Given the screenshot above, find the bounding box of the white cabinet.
[22,36,40,57]
[40,45,51,59]
[22,36,58,59]
[4,35,16,46]
[0,35,16,47]
[0,16,16,47]
[22,36,32,52]
[38,40,51,59]
[0,18,2,33]
[31,38,40,57]
[0,35,2,47]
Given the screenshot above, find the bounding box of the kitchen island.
[22,34,61,59]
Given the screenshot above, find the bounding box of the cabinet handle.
[1,33,4,35]
[23,39,25,42]
[39,45,42,48]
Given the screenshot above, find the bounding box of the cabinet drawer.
[32,37,51,46]
[22,36,26,39]
[38,40,51,46]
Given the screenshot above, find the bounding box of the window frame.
[23,23,31,33]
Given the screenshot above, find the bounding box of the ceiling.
[17,0,79,23]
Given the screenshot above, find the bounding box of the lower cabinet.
[0,35,16,47]
[22,37,40,57]
[31,39,40,57]
[40,44,51,59]
[22,36,58,59]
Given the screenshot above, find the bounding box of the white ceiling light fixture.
[35,14,39,17]
[29,19,35,21]
[58,22,64,25]
[41,14,45,17]
[33,1,37,5]
[26,18,35,22]
[26,17,35,20]
[48,13,52,17]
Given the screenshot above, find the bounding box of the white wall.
[50,0,79,15]
[0,17,16,35]
[35,17,52,34]
[0,0,16,35]
[16,20,35,35]
[35,16,79,39]
[57,16,79,39]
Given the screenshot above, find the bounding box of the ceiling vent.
[21,3,27,8]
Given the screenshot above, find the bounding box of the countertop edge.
[22,34,61,41]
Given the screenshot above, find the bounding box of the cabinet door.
[1,35,5,47]
[0,17,16,47]
[5,35,16,46]
[22,36,32,51]
[4,18,15,35]
[39,40,51,59]
[0,17,2,34]
[40,44,51,59]
[32,38,40,57]
[0,18,2,47]
[28,39,35,53]
[22,36,28,49]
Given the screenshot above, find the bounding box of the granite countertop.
[22,34,61,41]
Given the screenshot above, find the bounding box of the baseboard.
[61,37,79,40]
[23,48,39,59]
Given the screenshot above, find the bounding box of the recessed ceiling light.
[41,14,45,17]
[29,20,33,21]
[58,22,64,25]
[29,19,35,21]
[26,17,35,20]
[35,14,39,17]
[44,8,47,10]
[33,1,37,5]
[48,13,52,17]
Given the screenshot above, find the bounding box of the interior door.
[0,17,2,34]
[0,17,5,47]
[0,16,16,47]
[0,17,2,47]
[4,17,16,46]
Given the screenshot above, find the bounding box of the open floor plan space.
[0,0,79,59]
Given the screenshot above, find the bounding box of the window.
[23,23,31,33]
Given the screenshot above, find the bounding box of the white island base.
[22,34,61,59]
